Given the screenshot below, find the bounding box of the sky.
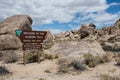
[0,0,120,34]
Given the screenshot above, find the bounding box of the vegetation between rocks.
[58,58,86,73]
[0,66,11,75]
[100,74,120,80]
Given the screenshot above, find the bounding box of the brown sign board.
[16,30,47,65]
[20,31,47,43]
[22,43,42,50]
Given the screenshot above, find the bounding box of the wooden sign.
[20,31,47,43]
[22,44,42,50]
[16,30,47,65]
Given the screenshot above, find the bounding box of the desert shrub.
[27,53,38,63]
[0,52,3,61]
[103,52,114,62]
[103,55,111,62]
[70,60,86,71]
[3,52,18,63]
[0,76,4,80]
[115,58,120,66]
[47,54,54,59]
[58,58,70,73]
[44,69,51,73]
[39,78,45,80]
[114,53,120,66]
[54,54,59,59]
[100,74,120,80]
[44,53,58,60]
[0,66,10,75]
[83,53,104,68]
[58,58,86,73]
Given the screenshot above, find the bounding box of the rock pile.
[54,18,120,52]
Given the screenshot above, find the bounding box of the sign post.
[23,50,26,65]
[16,30,47,65]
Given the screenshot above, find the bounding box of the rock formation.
[0,15,32,35]
[0,15,33,50]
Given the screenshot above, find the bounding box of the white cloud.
[74,11,120,28]
[49,29,64,34]
[0,0,109,25]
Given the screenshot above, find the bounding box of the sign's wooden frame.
[16,30,47,65]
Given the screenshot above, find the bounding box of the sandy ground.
[0,60,120,80]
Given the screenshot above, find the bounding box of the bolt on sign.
[16,30,47,65]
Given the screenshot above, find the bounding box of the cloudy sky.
[0,0,120,34]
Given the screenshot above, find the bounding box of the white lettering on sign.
[23,40,31,42]
[36,36,43,38]
[25,36,36,38]
[23,32,35,35]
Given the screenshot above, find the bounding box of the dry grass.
[115,53,120,66]
[27,53,38,63]
[58,58,70,73]
[103,52,114,62]
[83,53,104,68]
[58,58,86,73]
[44,69,51,73]
[44,53,59,60]
[115,58,120,66]
[39,78,45,80]
[0,66,11,75]
[100,74,120,80]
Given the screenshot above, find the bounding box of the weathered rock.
[114,18,120,29]
[54,32,65,42]
[64,31,70,37]
[100,41,120,52]
[43,31,54,49]
[0,15,32,35]
[71,30,79,35]
[97,29,105,36]
[69,33,80,40]
[80,24,87,29]
[89,23,96,29]
[0,35,22,50]
[48,40,106,57]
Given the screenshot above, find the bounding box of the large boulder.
[89,23,96,29]
[43,31,54,49]
[48,40,106,57]
[0,35,21,50]
[78,24,89,39]
[71,30,79,35]
[0,15,32,35]
[54,32,65,42]
[0,15,33,50]
[114,18,120,29]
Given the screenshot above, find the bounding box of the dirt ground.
[0,59,120,80]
